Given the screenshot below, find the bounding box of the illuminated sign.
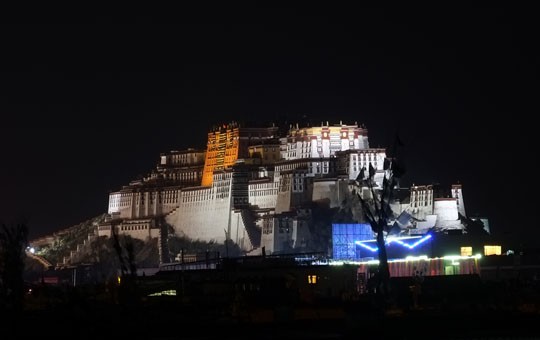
[355,234,432,252]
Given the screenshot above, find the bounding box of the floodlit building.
[99,120,476,262]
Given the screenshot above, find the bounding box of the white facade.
[433,198,459,222]
[409,185,434,220]
[107,188,181,218]
[108,193,121,214]
[98,219,160,241]
[248,179,278,209]
[338,149,387,188]
[275,173,292,214]
[416,214,438,232]
[282,122,369,160]
[160,148,205,167]
[166,172,233,243]
[100,120,471,256]
[311,179,348,209]
[452,184,466,217]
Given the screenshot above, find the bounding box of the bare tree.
[353,136,405,306]
[0,223,29,311]
[111,226,139,307]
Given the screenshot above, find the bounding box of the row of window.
[120,225,149,231]
[262,222,273,234]
[249,189,278,197]
[167,154,204,166]
[165,171,199,179]
[110,190,180,207]
[250,182,278,190]
[351,161,378,172]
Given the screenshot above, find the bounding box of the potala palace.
[97,120,475,261]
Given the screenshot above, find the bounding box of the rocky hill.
[26,214,240,277]
[28,214,160,270]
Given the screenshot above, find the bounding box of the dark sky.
[1,8,537,248]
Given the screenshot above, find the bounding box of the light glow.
[355,234,432,252]
[333,254,482,266]
[461,246,472,256]
[148,290,177,296]
[484,245,501,256]
[355,241,378,252]
[394,234,432,249]
[405,255,428,261]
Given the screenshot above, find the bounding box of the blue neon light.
[394,234,432,249]
[355,234,432,252]
[355,241,378,252]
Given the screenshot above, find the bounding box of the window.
[263,220,272,235]
[307,275,317,284]
[460,246,472,256]
[484,245,501,256]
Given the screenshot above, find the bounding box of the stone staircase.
[240,205,262,249]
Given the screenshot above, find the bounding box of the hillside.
[25,214,252,285]
[30,214,106,266]
[29,214,160,270]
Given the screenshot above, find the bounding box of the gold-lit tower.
[201,122,278,186]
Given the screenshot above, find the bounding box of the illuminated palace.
[98,120,472,259]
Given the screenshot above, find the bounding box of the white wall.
[167,188,230,244]
[312,180,340,208]
[433,199,459,221]
[108,193,121,213]
[249,181,278,208]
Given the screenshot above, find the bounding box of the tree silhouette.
[0,222,29,312]
[111,226,139,307]
[459,214,489,236]
[352,135,405,307]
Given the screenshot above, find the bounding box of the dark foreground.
[3,273,540,339]
[4,295,540,340]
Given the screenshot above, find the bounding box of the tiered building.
[98,120,469,261]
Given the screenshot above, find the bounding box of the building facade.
[99,120,469,261]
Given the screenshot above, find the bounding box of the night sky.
[1,8,537,248]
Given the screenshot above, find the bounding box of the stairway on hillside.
[63,227,99,266]
[240,206,262,249]
[61,216,105,266]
